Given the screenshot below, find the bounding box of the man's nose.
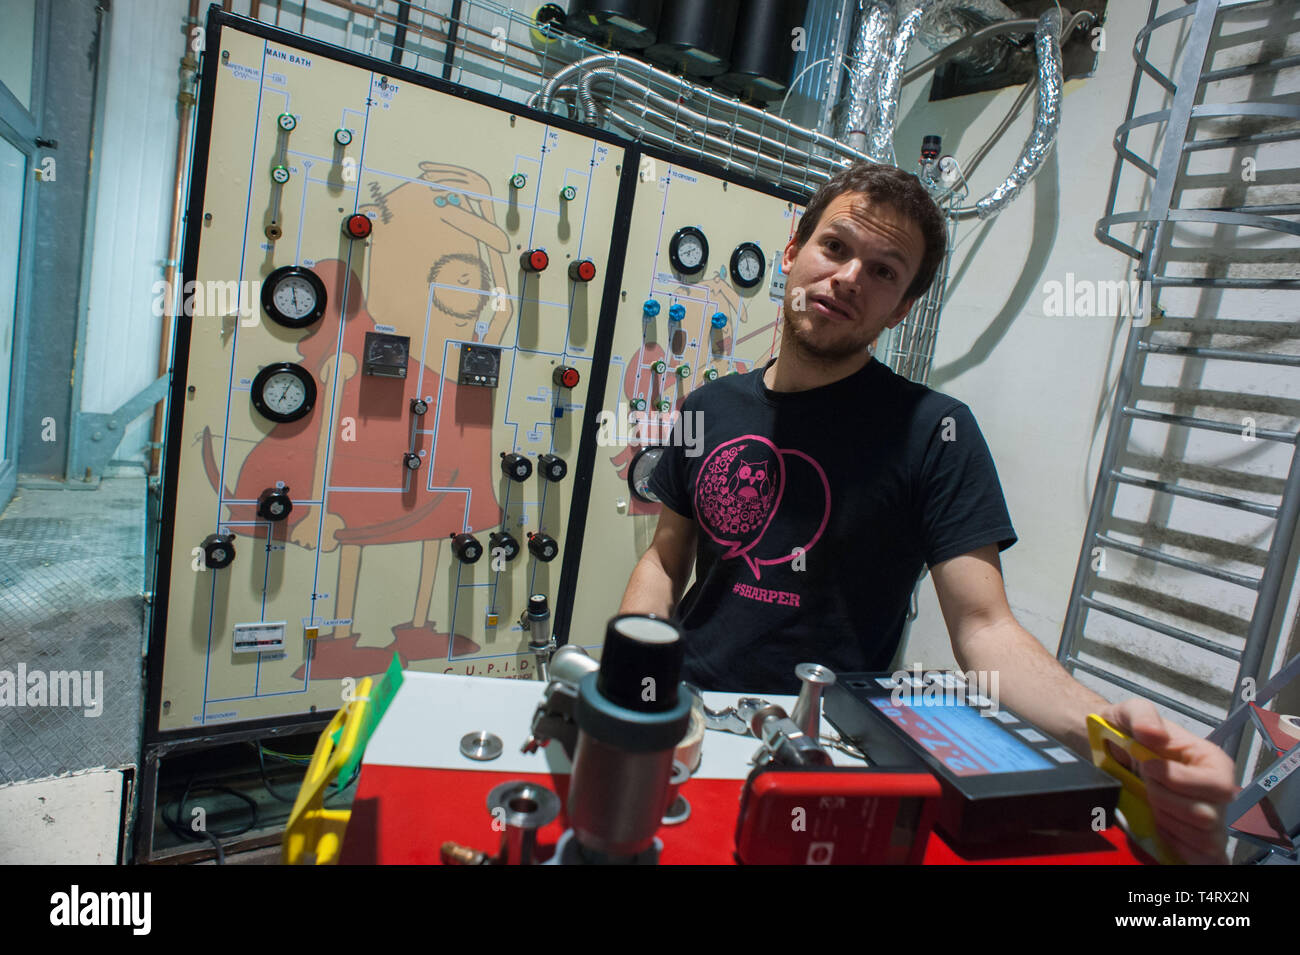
[831,258,862,296]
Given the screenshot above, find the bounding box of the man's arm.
[931,545,1236,863]
[618,506,697,618]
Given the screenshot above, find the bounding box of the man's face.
[781,193,925,362]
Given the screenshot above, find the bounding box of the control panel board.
[151,15,627,733]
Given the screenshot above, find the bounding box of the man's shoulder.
[863,358,968,420]
[683,367,759,408]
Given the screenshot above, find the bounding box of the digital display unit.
[825,672,1120,846]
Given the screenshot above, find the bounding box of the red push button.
[343,213,372,239]
[568,259,597,282]
[553,366,580,389]
[521,249,549,272]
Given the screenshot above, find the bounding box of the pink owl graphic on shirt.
[695,435,831,580]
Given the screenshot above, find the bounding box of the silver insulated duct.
[837,1,895,154]
[969,6,1062,218]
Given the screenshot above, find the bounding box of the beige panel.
[159,27,624,731]
[567,160,804,649]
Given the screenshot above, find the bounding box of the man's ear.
[781,236,801,274]
[886,297,917,328]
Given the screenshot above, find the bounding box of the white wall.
[80,0,191,465]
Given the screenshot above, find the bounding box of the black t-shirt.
[648,356,1017,695]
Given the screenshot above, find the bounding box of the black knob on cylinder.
[527,531,558,562]
[489,531,520,562]
[596,614,684,713]
[450,533,483,563]
[501,452,533,482]
[257,486,293,522]
[538,453,567,482]
[202,533,236,569]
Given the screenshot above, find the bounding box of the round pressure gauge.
[628,446,666,503]
[334,127,353,146]
[277,113,297,132]
[261,265,327,329]
[730,242,766,289]
[669,226,708,275]
[251,362,316,423]
[271,164,290,184]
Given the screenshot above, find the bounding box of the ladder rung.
[1080,596,1243,661]
[1151,276,1300,290]
[1063,657,1222,727]
[1109,470,1279,518]
[1184,128,1300,153]
[1140,341,1300,367]
[1094,533,1262,590]
[1202,52,1300,84]
[1121,406,1296,443]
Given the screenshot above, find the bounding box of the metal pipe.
[151,0,202,477]
[869,0,943,163]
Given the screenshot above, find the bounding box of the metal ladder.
[1058,0,1300,757]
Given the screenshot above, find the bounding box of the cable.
[161,775,260,864]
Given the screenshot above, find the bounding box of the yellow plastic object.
[1086,714,1183,865]
[281,677,373,865]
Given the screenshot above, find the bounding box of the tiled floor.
[0,475,147,785]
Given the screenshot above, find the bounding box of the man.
[618,161,1236,864]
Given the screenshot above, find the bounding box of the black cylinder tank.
[646,0,740,78]
[716,0,808,102]
[566,0,664,50]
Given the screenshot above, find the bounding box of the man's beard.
[785,312,874,364]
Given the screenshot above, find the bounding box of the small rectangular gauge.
[363,332,411,377]
[459,343,502,388]
[233,621,287,654]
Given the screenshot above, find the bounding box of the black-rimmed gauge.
[251,362,316,423]
[730,242,766,289]
[334,127,352,146]
[669,226,708,274]
[277,113,297,132]
[271,164,290,184]
[262,265,327,329]
[628,446,666,503]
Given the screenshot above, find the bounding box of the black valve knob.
[501,452,533,482]
[202,532,236,569]
[450,532,483,564]
[538,453,567,482]
[527,531,559,562]
[257,486,293,522]
[403,451,421,471]
[489,531,521,562]
[410,397,429,416]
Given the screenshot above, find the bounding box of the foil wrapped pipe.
[903,0,1017,74]
[970,6,1062,219]
[868,0,959,164]
[838,1,896,155]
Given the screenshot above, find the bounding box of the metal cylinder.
[566,0,664,50]
[549,644,600,686]
[486,780,561,865]
[647,0,740,78]
[716,0,808,102]
[790,662,836,741]
[566,615,692,858]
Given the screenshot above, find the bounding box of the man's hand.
[1098,697,1237,865]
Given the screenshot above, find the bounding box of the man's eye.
[878,266,895,281]
[824,238,841,253]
